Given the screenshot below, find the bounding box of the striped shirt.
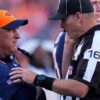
[65,25,100,100]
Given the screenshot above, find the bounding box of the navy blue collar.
[0,55,14,63]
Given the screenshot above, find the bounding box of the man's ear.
[74,12,82,23]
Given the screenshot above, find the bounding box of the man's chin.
[10,47,18,54]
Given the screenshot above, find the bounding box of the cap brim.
[48,12,67,20]
[2,19,28,29]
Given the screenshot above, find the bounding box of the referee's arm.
[52,78,89,97]
[9,67,89,98]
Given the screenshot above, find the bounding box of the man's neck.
[79,20,97,38]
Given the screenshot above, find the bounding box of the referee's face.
[61,13,82,40]
[0,28,20,55]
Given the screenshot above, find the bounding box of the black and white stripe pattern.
[83,31,100,82]
[66,25,100,100]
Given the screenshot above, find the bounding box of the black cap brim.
[2,19,28,29]
[48,12,67,20]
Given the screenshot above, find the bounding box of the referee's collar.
[80,24,100,39]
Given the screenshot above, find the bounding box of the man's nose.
[16,32,20,39]
[14,30,20,39]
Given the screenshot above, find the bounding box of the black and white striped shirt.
[66,25,100,100]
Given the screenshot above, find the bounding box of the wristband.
[34,75,55,90]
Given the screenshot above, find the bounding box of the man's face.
[0,29,20,55]
[91,0,100,22]
[61,15,81,40]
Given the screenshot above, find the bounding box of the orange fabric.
[0,10,16,28]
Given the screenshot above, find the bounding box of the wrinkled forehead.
[0,29,8,36]
[0,28,11,33]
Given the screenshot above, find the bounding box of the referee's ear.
[74,12,83,25]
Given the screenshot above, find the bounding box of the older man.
[0,10,46,100]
